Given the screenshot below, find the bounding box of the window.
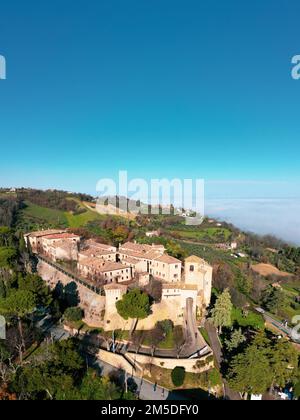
[190,265,194,272]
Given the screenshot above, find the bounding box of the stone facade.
[37,259,105,326]
[184,255,213,307]
[26,230,213,331]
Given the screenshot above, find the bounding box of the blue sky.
[0,0,300,198]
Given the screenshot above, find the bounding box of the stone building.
[77,259,134,284]
[26,229,213,330]
[184,255,213,307]
[150,254,182,282]
[24,230,80,261]
[24,229,66,253]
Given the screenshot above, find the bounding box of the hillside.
[0,187,299,323]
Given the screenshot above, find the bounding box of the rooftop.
[121,256,140,264]
[85,239,115,250]
[185,255,207,264]
[25,229,67,238]
[79,248,113,257]
[154,254,181,264]
[78,258,127,272]
[104,283,128,291]
[43,233,80,240]
[162,283,198,291]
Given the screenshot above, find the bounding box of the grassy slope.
[169,227,232,242]
[19,201,68,227]
[18,200,104,230]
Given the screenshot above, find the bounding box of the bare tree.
[131,329,145,354]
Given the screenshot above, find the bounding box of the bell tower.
[184,255,212,307]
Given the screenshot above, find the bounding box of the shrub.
[294,382,300,399]
[208,368,222,387]
[206,355,214,364]
[64,306,83,322]
[171,366,186,387]
[156,319,174,335]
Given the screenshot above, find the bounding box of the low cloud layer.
[205,198,300,245]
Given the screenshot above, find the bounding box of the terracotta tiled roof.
[49,240,77,250]
[162,283,197,290]
[26,229,66,238]
[118,249,147,259]
[79,248,113,257]
[44,233,80,240]
[121,257,140,265]
[144,250,162,260]
[79,259,127,272]
[121,249,164,261]
[154,254,181,264]
[104,283,127,291]
[120,242,153,253]
[185,255,206,264]
[85,240,115,251]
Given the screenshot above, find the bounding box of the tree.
[150,325,165,356]
[112,225,129,246]
[18,273,52,307]
[0,247,18,269]
[224,328,246,352]
[236,272,252,295]
[116,289,150,321]
[211,289,233,334]
[213,263,234,291]
[166,241,186,260]
[0,290,36,362]
[173,326,184,358]
[12,339,84,400]
[131,330,145,354]
[294,381,300,400]
[0,384,17,400]
[171,366,186,387]
[156,319,174,336]
[64,307,83,323]
[261,286,286,315]
[227,332,299,397]
[76,371,121,400]
[270,339,299,388]
[0,227,14,247]
[227,343,273,396]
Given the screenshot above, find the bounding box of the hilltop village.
[24,229,212,334]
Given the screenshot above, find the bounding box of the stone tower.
[184,255,212,307]
[104,283,127,314]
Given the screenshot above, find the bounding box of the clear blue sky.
[0,0,300,197]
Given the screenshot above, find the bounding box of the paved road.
[180,297,210,357]
[205,321,241,401]
[89,354,189,400]
[255,307,299,343]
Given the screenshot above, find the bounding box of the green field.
[18,202,68,228]
[65,209,104,228]
[17,200,104,231]
[169,227,232,243]
[231,307,265,330]
[280,284,300,320]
